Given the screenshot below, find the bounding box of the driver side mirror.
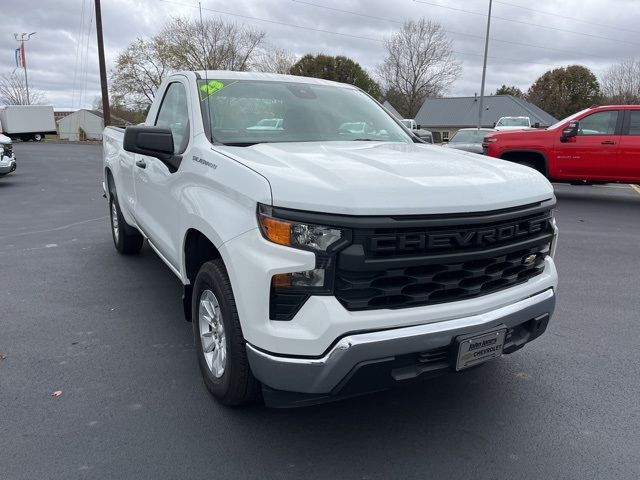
[561,121,579,142]
[124,126,174,162]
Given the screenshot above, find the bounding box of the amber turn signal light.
[272,273,293,288]
[258,214,291,246]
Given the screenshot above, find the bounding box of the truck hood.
[213,141,554,215]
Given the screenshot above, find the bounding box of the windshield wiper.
[221,142,265,147]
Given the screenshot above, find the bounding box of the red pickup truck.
[483,105,640,183]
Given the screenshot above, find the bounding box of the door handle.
[601,140,616,145]
[135,159,147,169]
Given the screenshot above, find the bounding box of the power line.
[80,0,94,108]
[292,0,612,61]
[412,0,640,47]
[159,0,382,43]
[291,0,401,24]
[493,0,640,35]
[71,0,87,108]
[158,0,599,71]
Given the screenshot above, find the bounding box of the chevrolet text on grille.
[369,217,550,253]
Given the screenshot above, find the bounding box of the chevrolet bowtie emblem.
[522,254,537,266]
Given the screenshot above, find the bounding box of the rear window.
[628,111,640,135]
[496,118,529,127]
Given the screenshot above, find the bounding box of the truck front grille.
[335,244,548,310]
[334,203,554,311]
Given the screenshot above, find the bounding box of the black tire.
[192,260,259,406]
[108,192,143,254]
[33,133,43,142]
[517,161,544,176]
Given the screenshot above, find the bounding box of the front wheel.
[517,161,545,177]
[33,133,42,142]
[192,260,259,406]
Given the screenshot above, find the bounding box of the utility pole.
[94,0,111,125]
[477,0,493,129]
[14,32,36,105]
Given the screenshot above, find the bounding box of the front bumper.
[0,155,16,175]
[247,288,555,406]
[222,228,557,357]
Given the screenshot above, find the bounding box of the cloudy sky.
[2,0,639,109]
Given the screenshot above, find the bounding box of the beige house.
[57,109,120,141]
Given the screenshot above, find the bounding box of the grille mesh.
[335,245,549,311]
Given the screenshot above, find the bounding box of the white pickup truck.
[494,116,533,131]
[103,71,558,407]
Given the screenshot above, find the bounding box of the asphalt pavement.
[1,143,639,479]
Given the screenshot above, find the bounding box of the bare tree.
[377,19,460,118]
[601,59,640,104]
[110,37,170,110]
[160,17,266,71]
[253,46,297,74]
[111,17,266,109]
[0,73,45,105]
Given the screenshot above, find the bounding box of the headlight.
[258,205,345,252]
[258,205,350,320]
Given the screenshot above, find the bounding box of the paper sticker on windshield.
[200,80,233,99]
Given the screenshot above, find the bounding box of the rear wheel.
[33,133,42,142]
[192,260,259,406]
[108,192,143,254]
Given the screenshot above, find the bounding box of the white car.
[103,71,558,407]
[443,128,496,154]
[401,118,434,143]
[246,118,283,131]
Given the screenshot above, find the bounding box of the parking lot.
[1,142,639,479]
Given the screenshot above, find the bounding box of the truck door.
[616,110,640,182]
[133,80,191,267]
[552,109,621,180]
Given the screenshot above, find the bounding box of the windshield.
[496,117,529,127]
[450,129,494,143]
[198,79,412,145]
[547,108,591,130]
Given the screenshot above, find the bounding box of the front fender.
[177,161,272,282]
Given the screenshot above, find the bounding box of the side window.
[627,111,640,135]
[578,111,618,136]
[155,82,190,154]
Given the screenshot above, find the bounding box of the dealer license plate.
[455,329,506,371]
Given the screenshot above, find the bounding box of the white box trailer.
[0,105,56,141]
